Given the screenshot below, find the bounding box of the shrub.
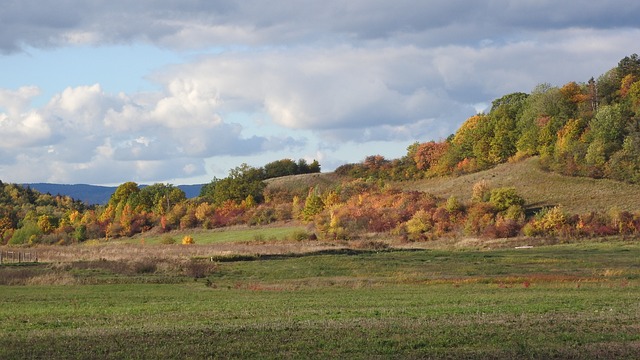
[133,259,157,274]
[184,260,217,279]
[8,222,42,245]
[489,187,525,212]
[464,202,496,236]
[182,235,195,245]
[179,212,198,229]
[291,230,310,241]
[472,180,491,202]
[247,206,277,226]
[525,206,567,236]
[405,210,433,240]
[445,196,463,214]
[160,235,176,244]
[494,218,521,238]
[537,206,566,232]
[503,205,525,222]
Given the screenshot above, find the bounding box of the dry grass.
[19,240,347,263]
[397,157,640,214]
[265,172,344,194]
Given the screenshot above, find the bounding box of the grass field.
[119,224,308,245]
[1,240,639,359]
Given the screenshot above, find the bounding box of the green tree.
[606,119,640,183]
[200,164,266,206]
[587,104,626,162]
[264,159,298,179]
[139,183,186,214]
[9,221,41,245]
[617,54,640,79]
[109,182,139,206]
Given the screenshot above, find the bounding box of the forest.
[2,55,640,246]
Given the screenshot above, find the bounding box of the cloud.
[156,46,463,135]
[2,1,640,53]
[0,80,301,184]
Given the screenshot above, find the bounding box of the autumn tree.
[413,141,449,171]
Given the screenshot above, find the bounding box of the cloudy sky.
[1,1,638,185]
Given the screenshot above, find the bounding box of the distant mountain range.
[23,183,204,205]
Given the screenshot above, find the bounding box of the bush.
[8,223,41,245]
[464,202,496,236]
[182,235,195,245]
[291,230,311,241]
[472,180,491,202]
[405,210,433,241]
[525,206,567,236]
[489,187,525,212]
[160,235,176,244]
[445,196,463,214]
[133,259,157,274]
[184,260,217,279]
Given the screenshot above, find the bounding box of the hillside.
[265,172,345,195]
[399,157,640,214]
[266,157,640,215]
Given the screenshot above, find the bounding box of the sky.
[1,1,639,186]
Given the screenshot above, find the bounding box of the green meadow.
[1,240,639,359]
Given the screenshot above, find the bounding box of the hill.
[24,183,204,205]
[397,157,640,214]
[266,157,640,214]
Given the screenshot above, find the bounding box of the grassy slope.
[398,157,640,213]
[265,172,344,194]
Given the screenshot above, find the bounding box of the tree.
[138,183,186,214]
[617,54,640,79]
[413,141,449,171]
[588,104,626,160]
[108,182,139,208]
[606,118,640,183]
[302,188,324,221]
[200,164,266,206]
[264,159,298,179]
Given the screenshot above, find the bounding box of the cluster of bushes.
[302,180,640,242]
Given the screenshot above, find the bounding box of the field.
[1,236,639,359]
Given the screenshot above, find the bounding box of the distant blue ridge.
[22,183,203,205]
